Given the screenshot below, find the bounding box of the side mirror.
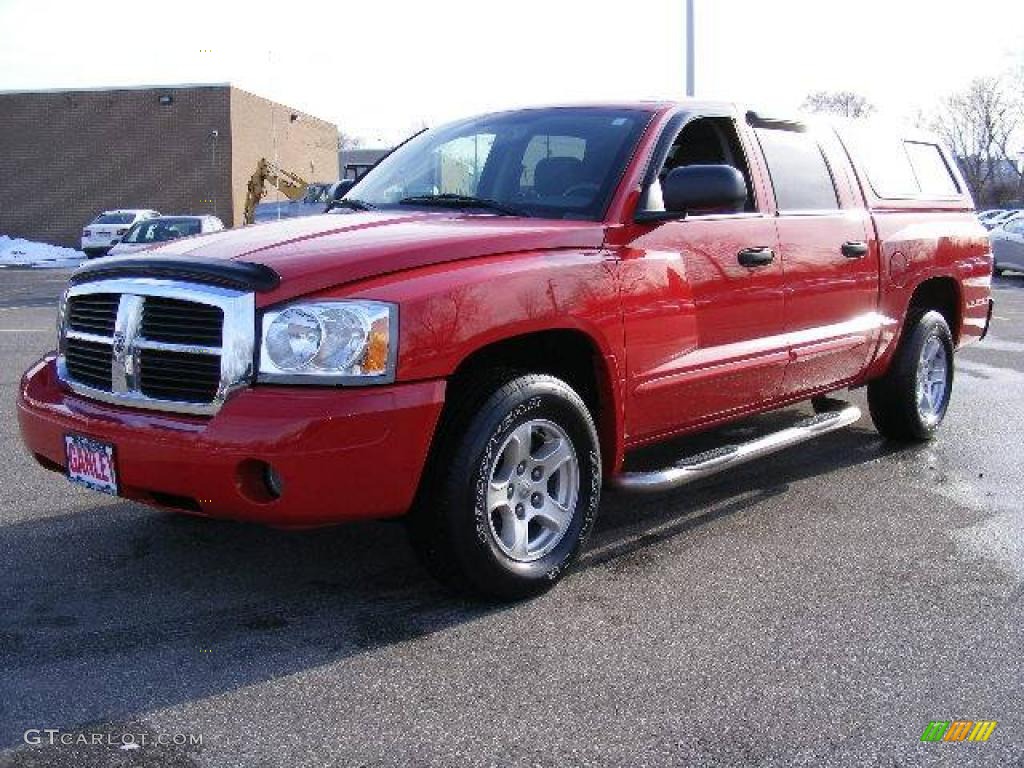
[661,164,747,215]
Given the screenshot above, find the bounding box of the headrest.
[534,156,585,196]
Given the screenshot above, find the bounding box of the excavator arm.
[242,158,310,225]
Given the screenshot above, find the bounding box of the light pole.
[686,0,695,97]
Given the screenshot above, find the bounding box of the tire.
[994,266,1004,276]
[867,310,954,441]
[408,373,601,600]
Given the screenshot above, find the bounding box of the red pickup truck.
[18,102,993,599]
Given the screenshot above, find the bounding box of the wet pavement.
[0,267,1021,767]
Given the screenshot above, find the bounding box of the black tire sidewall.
[897,311,955,437]
[445,377,601,597]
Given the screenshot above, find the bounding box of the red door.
[616,114,792,444]
[751,123,880,397]
[620,214,787,443]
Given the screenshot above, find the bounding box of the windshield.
[94,213,136,225]
[122,218,201,244]
[345,107,651,220]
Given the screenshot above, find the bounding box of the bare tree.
[337,131,364,152]
[925,76,1023,205]
[801,90,876,118]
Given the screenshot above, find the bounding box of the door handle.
[737,247,775,268]
[841,241,869,259]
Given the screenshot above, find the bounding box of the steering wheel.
[562,182,599,198]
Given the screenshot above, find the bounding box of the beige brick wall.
[0,85,232,247]
[0,85,338,245]
[229,88,338,227]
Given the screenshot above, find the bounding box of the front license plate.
[65,434,119,495]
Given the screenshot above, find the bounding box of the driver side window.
[643,117,756,214]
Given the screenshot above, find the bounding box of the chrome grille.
[67,293,119,335]
[139,349,222,402]
[57,279,255,415]
[64,338,113,390]
[141,297,223,346]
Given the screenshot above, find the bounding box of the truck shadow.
[0,403,903,749]
[582,404,900,570]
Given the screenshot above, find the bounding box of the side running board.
[610,402,862,493]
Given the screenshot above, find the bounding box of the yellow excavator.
[242,158,309,225]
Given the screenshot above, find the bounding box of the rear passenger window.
[754,128,839,211]
[905,142,959,196]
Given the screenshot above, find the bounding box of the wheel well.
[908,277,961,344]
[444,330,616,468]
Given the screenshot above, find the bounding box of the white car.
[992,215,1024,275]
[981,209,1022,231]
[107,215,224,256]
[81,209,160,257]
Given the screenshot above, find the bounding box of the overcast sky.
[1,0,1021,146]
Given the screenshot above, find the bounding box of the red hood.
[148,211,607,303]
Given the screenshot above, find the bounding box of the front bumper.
[18,356,445,527]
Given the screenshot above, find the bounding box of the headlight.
[258,300,396,384]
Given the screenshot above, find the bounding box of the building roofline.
[0,82,338,128]
[0,82,232,96]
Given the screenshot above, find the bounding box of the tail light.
[116,228,128,235]
[82,230,90,237]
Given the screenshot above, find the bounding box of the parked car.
[981,209,1022,230]
[19,102,993,600]
[992,215,1024,274]
[80,210,160,257]
[108,216,224,256]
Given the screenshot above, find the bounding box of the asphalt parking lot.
[1,267,1022,767]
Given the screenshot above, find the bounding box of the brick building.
[0,84,338,246]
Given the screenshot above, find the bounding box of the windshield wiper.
[398,194,527,217]
[327,198,375,212]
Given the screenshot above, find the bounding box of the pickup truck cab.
[18,102,993,599]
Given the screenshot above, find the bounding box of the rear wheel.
[867,310,954,441]
[408,373,601,600]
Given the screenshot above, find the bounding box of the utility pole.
[686,0,695,97]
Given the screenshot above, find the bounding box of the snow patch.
[0,235,86,269]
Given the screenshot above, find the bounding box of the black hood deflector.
[70,256,281,293]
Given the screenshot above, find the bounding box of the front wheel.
[867,310,954,441]
[408,373,601,600]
